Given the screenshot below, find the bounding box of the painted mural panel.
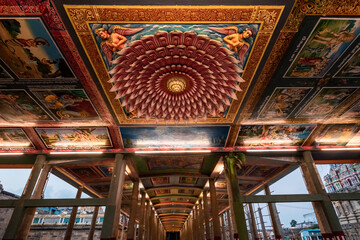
[35,127,112,149]
[178,189,195,195]
[32,89,100,121]
[315,124,359,146]
[147,156,203,170]
[151,177,169,185]
[123,182,133,190]
[0,89,52,122]
[297,88,357,118]
[335,46,360,78]
[341,99,360,118]
[285,18,360,78]
[120,126,229,148]
[236,124,316,146]
[258,87,312,119]
[347,131,360,146]
[0,18,74,79]
[179,177,197,185]
[155,189,170,195]
[0,128,33,150]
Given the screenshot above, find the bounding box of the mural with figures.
[32,89,100,121]
[297,88,357,118]
[342,99,360,118]
[0,89,52,122]
[314,124,360,146]
[258,87,312,119]
[0,128,33,150]
[285,18,360,78]
[120,126,229,148]
[35,127,112,149]
[0,18,74,79]
[236,124,316,146]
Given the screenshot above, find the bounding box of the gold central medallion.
[166,75,187,93]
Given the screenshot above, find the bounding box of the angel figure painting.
[209,26,256,65]
[92,25,143,68]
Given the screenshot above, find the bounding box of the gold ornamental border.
[64,5,284,124]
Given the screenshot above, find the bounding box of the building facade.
[324,164,360,240]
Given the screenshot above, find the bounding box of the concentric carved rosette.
[65,5,284,124]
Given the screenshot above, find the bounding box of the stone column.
[248,203,259,240]
[127,181,140,240]
[300,151,346,240]
[220,213,227,240]
[199,200,205,240]
[144,200,151,240]
[258,207,268,240]
[209,178,222,240]
[3,155,46,240]
[202,190,211,240]
[138,191,147,240]
[150,209,156,240]
[193,209,198,240]
[88,206,100,240]
[264,185,283,240]
[101,154,127,240]
[226,209,234,240]
[64,185,83,240]
[17,162,52,239]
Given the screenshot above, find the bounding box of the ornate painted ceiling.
[0,0,360,232]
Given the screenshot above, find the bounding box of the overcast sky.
[0,164,331,228]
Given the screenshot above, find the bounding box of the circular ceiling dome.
[109,30,244,123]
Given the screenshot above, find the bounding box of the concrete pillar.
[264,186,283,240]
[17,162,51,239]
[120,216,128,240]
[3,155,46,240]
[220,213,227,240]
[64,185,83,240]
[138,191,147,240]
[209,178,221,240]
[199,200,205,240]
[258,207,268,240]
[150,209,156,240]
[193,209,198,240]
[144,200,151,240]
[127,181,139,240]
[226,209,234,240]
[300,151,346,240]
[203,190,211,240]
[88,206,100,240]
[248,203,259,240]
[101,154,126,240]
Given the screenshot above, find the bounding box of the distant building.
[0,184,19,239]
[324,164,360,240]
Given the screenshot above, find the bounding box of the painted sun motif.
[109,30,244,123]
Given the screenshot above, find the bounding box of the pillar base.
[100,238,117,240]
[214,237,222,240]
[275,235,282,240]
[334,231,346,240]
[322,233,334,240]
[233,233,239,240]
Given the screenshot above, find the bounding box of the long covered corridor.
[0,0,360,239]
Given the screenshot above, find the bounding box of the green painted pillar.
[224,153,249,240]
[3,155,46,240]
[101,154,126,240]
[248,203,259,240]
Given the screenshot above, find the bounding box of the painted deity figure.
[94,26,143,64]
[209,26,255,64]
